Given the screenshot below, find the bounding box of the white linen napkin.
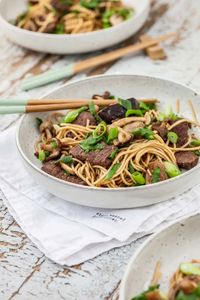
[1,125,200,266]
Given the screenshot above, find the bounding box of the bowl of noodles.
[119,214,200,300]
[16,75,200,208]
[0,0,150,54]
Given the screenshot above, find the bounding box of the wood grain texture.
[1,0,200,299]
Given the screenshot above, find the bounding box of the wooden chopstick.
[21,32,177,91]
[0,98,159,114]
[27,98,159,105]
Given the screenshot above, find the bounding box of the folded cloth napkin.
[1,125,200,266]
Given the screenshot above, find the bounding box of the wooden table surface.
[1,0,200,299]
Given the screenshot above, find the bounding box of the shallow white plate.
[16,74,200,208]
[120,214,200,300]
[0,0,150,54]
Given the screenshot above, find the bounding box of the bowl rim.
[16,74,200,193]
[0,0,150,39]
[119,213,200,300]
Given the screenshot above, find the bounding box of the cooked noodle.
[34,96,200,188]
[14,0,133,34]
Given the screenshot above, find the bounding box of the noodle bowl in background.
[14,0,134,34]
[0,0,150,53]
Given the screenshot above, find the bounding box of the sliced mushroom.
[110,14,124,26]
[179,278,197,294]
[45,150,60,161]
[118,128,132,144]
[39,120,54,140]
[123,121,145,133]
[112,117,146,127]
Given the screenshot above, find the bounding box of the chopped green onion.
[125,109,143,117]
[50,140,58,149]
[191,139,200,146]
[167,132,178,144]
[102,9,114,28]
[180,263,200,276]
[93,121,107,139]
[63,106,87,123]
[36,117,43,127]
[105,163,121,180]
[131,171,145,185]
[152,167,161,183]
[128,163,135,174]
[80,0,101,9]
[118,98,132,110]
[60,155,73,165]
[157,110,179,122]
[80,135,104,152]
[139,101,156,112]
[109,148,119,160]
[54,23,65,34]
[38,150,46,162]
[107,127,118,144]
[89,101,95,115]
[118,7,133,20]
[133,128,154,140]
[164,162,181,178]
[194,150,200,156]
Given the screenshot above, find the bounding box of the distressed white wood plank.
[1,0,200,299]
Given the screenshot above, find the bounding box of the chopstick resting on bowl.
[0,98,159,114]
[21,32,177,91]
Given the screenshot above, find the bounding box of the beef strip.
[98,98,139,124]
[42,21,57,33]
[42,161,85,185]
[73,111,96,126]
[51,0,70,12]
[98,104,126,123]
[92,91,111,99]
[152,122,168,140]
[168,120,189,146]
[69,143,115,168]
[175,151,198,170]
[146,160,168,184]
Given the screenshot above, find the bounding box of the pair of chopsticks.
[21,32,176,91]
[0,98,159,114]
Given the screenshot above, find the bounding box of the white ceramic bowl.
[16,75,200,208]
[0,0,150,54]
[120,214,200,300]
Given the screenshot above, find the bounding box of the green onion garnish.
[36,117,43,127]
[38,150,46,162]
[167,132,178,144]
[60,155,74,165]
[51,140,58,149]
[125,109,143,117]
[191,139,200,146]
[180,263,200,276]
[164,162,181,178]
[133,128,154,140]
[118,98,132,110]
[109,148,119,160]
[105,163,121,180]
[152,167,161,183]
[131,171,145,185]
[128,163,135,174]
[107,127,118,144]
[63,106,87,123]
[93,121,107,139]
